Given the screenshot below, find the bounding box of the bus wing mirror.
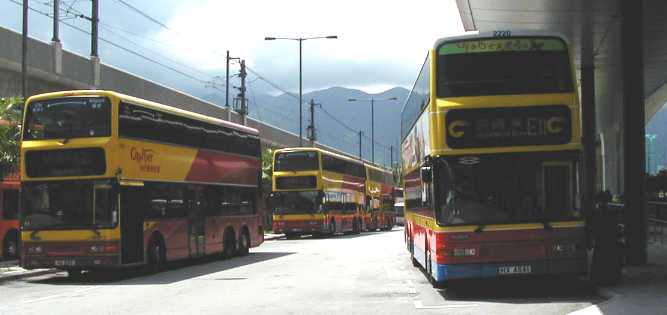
[421,165,432,183]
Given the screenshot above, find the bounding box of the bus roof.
[364,162,392,174]
[25,90,259,136]
[274,147,363,165]
[434,30,569,48]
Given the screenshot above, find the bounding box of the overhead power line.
[8,0,223,92]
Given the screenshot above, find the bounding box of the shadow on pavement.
[437,277,603,304]
[274,227,402,241]
[27,251,294,286]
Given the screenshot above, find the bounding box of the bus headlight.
[89,244,118,253]
[27,245,43,254]
[552,243,576,254]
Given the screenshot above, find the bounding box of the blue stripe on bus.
[431,259,587,282]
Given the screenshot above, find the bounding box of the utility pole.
[21,0,28,98]
[371,98,375,163]
[235,60,247,125]
[91,0,98,57]
[52,0,59,43]
[307,99,317,146]
[390,145,393,168]
[226,51,240,121]
[358,131,363,159]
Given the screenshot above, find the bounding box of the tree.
[0,97,23,179]
[261,147,274,182]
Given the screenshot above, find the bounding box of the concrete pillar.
[621,0,647,265]
[52,41,62,74]
[580,0,597,232]
[91,56,101,88]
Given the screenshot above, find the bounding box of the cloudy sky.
[1,0,464,95]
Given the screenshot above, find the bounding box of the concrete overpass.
[457,0,667,264]
[0,25,353,158]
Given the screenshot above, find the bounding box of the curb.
[0,268,59,283]
[264,234,284,241]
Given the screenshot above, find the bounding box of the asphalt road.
[0,228,601,314]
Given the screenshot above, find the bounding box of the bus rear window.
[24,97,111,140]
[274,151,319,172]
[437,37,573,97]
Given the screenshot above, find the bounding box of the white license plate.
[498,265,532,275]
[291,228,302,232]
[54,259,76,267]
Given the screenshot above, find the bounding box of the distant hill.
[203,86,410,167]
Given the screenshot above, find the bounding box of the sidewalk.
[572,242,667,314]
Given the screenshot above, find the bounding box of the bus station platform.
[573,242,667,315]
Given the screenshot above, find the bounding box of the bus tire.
[353,219,361,234]
[223,228,237,258]
[67,269,83,279]
[238,229,250,256]
[2,231,19,260]
[147,237,165,274]
[330,220,336,236]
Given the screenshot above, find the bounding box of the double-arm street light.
[264,35,338,147]
[348,97,398,163]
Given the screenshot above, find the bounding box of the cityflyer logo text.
[130,147,160,174]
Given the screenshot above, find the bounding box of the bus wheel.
[330,221,336,236]
[353,220,361,234]
[238,230,250,256]
[426,249,435,286]
[147,239,165,273]
[2,232,18,260]
[408,235,418,267]
[67,269,83,279]
[223,230,237,258]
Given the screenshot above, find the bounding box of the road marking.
[414,300,479,309]
[404,279,417,294]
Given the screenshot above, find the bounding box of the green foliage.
[0,97,23,179]
[261,147,274,181]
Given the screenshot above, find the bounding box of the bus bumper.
[21,241,121,270]
[273,220,325,234]
[431,258,588,282]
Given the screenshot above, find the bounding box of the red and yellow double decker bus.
[364,164,396,231]
[1,169,20,260]
[20,90,263,276]
[401,32,587,285]
[271,148,365,237]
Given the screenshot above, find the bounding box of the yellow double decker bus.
[364,164,396,231]
[271,148,365,238]
[402,32,587,285]
[20,90,264,276]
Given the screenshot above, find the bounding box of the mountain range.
[202,86,410,167]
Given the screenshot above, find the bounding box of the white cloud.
[155,0,464,92]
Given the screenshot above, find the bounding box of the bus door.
[186,187,206,257]
[120,186,144,264]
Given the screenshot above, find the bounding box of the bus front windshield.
[22,180,117,230]
[274,151,319,172]
[437,37,573,97]
[272,191,321,215]
[434,154,581,226]
[23,97,111,140]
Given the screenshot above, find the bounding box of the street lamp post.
[348,97,397,163]
[265,35,338,147]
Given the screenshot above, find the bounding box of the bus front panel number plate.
[498,265,532,275]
